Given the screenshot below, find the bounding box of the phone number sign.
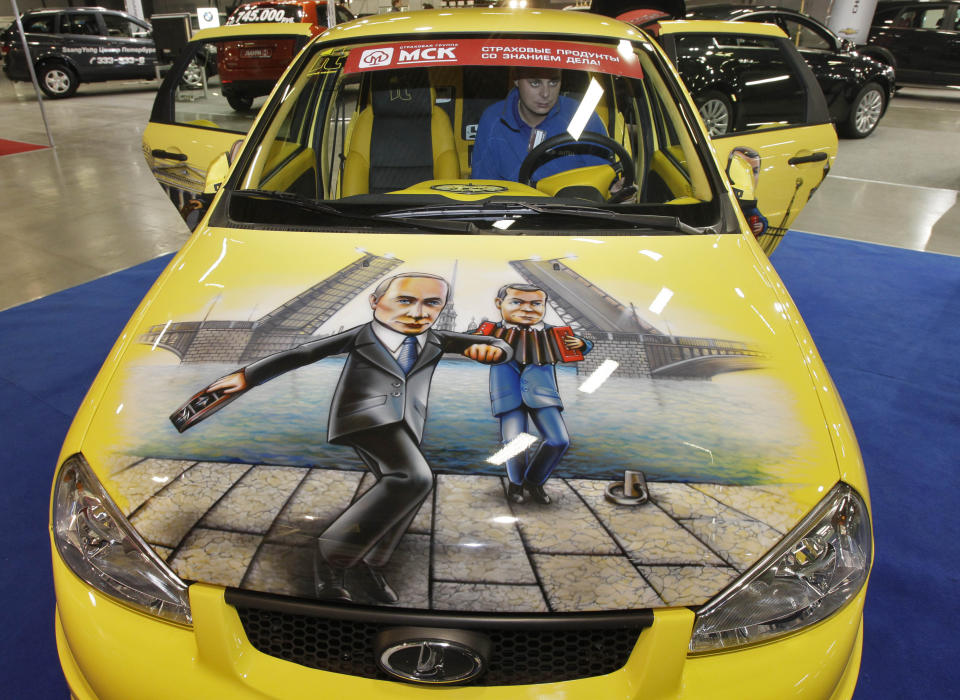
[345,39,643,78]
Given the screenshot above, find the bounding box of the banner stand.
[10,0,55,148]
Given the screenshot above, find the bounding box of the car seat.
[341,70,460,196]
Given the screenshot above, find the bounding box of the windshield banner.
[344,39,644,78]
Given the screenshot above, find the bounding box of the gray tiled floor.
[109,456,806,612]
[0,76,189,311]
[791,87,960,252]
[1,76,958,312]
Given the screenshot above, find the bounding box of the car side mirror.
[202,140,244,194]
[202,152,231,194]
[726,147,759,204]
[726,146,768,238]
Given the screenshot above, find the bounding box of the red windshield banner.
[343,39,643,78]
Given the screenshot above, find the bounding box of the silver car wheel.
[44,68,71,95]
[181,59,204,89]
[699,97,730,137]
[855,88,884,135]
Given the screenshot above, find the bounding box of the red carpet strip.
[0,138,48,156]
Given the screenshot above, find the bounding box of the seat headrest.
[371,71,433,118]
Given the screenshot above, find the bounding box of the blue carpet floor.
[772,233,960,699]
[2,231,957,698]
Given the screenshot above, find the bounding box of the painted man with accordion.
[474,283,593,505]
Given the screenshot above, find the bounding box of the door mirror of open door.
[726,146,768,239]
[726,146,760,203]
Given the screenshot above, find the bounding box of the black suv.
[1,7,157,98]
[684,4,897,138]
[864,0,960,86]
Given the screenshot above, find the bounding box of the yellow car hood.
[73,227,847,613]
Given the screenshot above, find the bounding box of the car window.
[895,5,947,28]
[335,7,354,23]
[63,12,102,36]
[873,7,902,24]
[918,7,947,27]
[168,37,304,132]
[781,18,832,50]
[102,13,149,39]
[22,15,57,34]
[228,37,718,231]
[673,33,806,134]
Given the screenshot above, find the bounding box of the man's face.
[515,72,561,126]
[496,288,547,326]
[371,277,448,335]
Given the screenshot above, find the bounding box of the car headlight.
[52,453,192,625]
[690,482,871,653]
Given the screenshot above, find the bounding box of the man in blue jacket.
[471,66,609,183]
[479,283,593,505]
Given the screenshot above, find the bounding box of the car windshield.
[227,34,721,233]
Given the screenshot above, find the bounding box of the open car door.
[142,23,314,229]
[655,21,836,253]
[597,4,837,254]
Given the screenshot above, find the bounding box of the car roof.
[27,5,128,12]
[657,18,788,38]
[26,6,108,14]
[191,21,316,41]
[321,7,646,42]
[684,4,804,19]
[22,6,145,21]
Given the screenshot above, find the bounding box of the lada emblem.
[375,628,489,684]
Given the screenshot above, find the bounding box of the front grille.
[229,595,650,686]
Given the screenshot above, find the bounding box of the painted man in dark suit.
[204,273,511,603]
[484,284,592,505]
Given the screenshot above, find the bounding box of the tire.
[696,91,732,137]
[226,92,254,112]
[842,82,885,139]
[180,58,205,90]
[38,62,78,99]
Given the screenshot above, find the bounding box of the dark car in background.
[865,0,960,86]
[684,5,896,137]
[1,7,157,98]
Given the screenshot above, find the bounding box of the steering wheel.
[517,131,636,201]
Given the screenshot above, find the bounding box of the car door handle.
[151,149,188,161]
[788,152,829,166]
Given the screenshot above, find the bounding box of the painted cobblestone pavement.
[106,456,807,612]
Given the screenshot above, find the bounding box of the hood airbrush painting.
[77,231,844,613]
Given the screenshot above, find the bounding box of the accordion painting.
[476,322,585,364]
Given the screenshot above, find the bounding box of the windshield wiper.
[373,209,479,233]
[381,202,714,235]
[508,202,715,235]
[232,190,478,233]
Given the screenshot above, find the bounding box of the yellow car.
[57,8,869,699]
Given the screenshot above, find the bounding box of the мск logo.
[358,47,394,68]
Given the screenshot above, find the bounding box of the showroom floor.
[0,75,958,312]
